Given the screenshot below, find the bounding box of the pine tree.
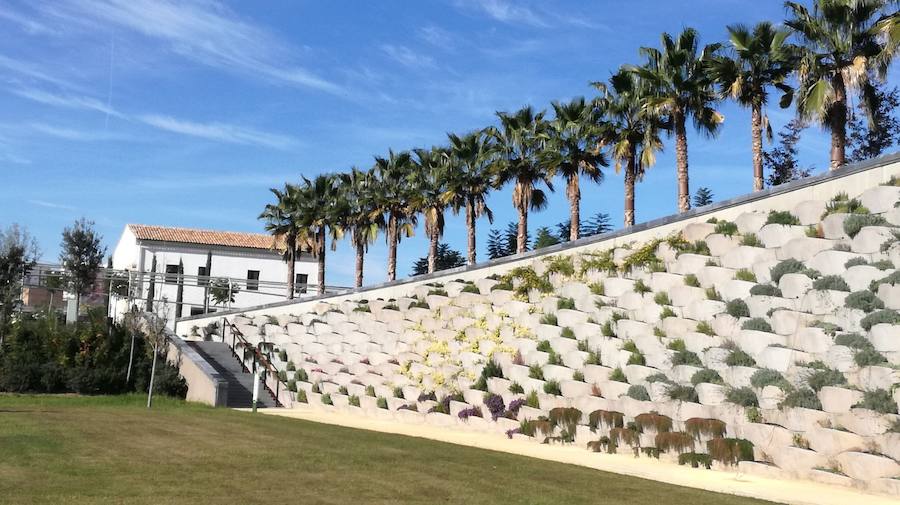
[847,86,900,163]
[504,221,528,254]
[693,187,714,207]
[583,212,613,237]
[764,119,813,187]
[486,228,506,260]
[534,227,561,249]
[412,243,466,276]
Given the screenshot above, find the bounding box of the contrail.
[105,35,115,131]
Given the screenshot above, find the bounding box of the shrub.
[483,393,505,420]
[540,313,558,326]
[393,386,404,398]
[734,269,757,282]
[461,284,480,294]
[725,348,756,367]
[726,299,750,318]
[376,396,388,409]
[770,259,804,283]
[572,370,584,382]
[741,318,773,332]
[509,382,524,394]
[845,290,885,313]
[585,349,601,365]
[348,395,360,407]
[609,367,627,383]
[383,303,399,311]
[714,220,738,236]
[806,367,846,391]
[684,274,700,287]
[750,368,789,390]
[872,259,895,270]
[653,292,671,305]
[660,306,676,319]
[705,287,722,301]
[287,379,297,392]
[691,368,724,386]
[633,279,651,294]
[667,384,699,403]
[601,319,616,337]
[338,386,349,395]
[536,340,553,353]
[861,309,900,330]
[589,282,604,295]
[672,350,703,367]
[626,384,650,401]
[528,365,544,381]
[696,321,715,336]
[823,192,869,216]
[557,297,576,310]
[365,385,376,397]
[741,233,762,247]
[854,347,888,367]
[812,275,850,292]
[750,284,782,297]
[543,380,562,396]
[545,255,576,277]
[707,438,754,466]
[562,327,579,340]
[679,452,713,469]
[871,271,900,291]
[321,393,333,405]
[646,373,672,384]
[834,332,870,348]
[766,210,800,225]
[295,369,309,382]
[525,390,540,408]
[806,225,823,238]
[726,387,759,407]
[843,214,887,238]
[780,388,822,410]
[853,389,899,414]
[845,257,869,268]
[458,406,483,420]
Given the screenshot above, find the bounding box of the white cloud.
[0,54,76,89]
[27,199,76,210]
[12,88,122,117]
[29,122,131,142]
[454,0,548,27]
[137,114,297,149]
[0,6,56,35]
[380,44,436,69]
[417,25,455,49]
[47,0,342,94]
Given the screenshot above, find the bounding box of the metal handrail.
[222,318,291,408]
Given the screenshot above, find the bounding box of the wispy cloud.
[28,199,76,210]
[29,122,131,142]
[0,5,56,35]
[380,44,435,69]
[46,0,342,94]
[453,0,604,30]
[0,54,75,89]
[12,88,123,117]
[137,114,297,149]
[417,25,456,49]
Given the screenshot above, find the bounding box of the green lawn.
[0,395,776,505]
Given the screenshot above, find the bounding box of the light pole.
[251,358,260,413]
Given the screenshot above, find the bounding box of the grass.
[0,395,775,505]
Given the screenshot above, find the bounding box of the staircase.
[187,341,277,408]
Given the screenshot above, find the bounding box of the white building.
[109,224,318,321]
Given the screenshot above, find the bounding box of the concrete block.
[800,290,849,315]
[758,224,807,248]
[807,250,866,276]
[719,279,755,302]
[669,285,706,307]
[834,451,900,481]
[793,200,827,225]
[706,234,740,257]
[770,446,826,474]
[821,213,849,240]
[871,323,900,352]
[735,211,768,234]
[806,427,866,456]
[852,226,897,254]
[671,254,712,275]
[721,246,777,270]
[779,238,834,262]
[695,383,726,405]
[859,185,900,214]
[877,283,900,310]
[779,273,813,299]
[683,299,726,322]
[682,222,716,242]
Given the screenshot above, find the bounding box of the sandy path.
[253,406,897,505]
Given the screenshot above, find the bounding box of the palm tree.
[593,70,665,227]
[490,106,553,254]
[712,22,796,191]
[444,130,495,265]
[372,150,417,282]
[259,183,304,299]
[542,97,607,241]
[339,167,382,288]
[627,28,723,213]
[785,0,898,170]
[297,174,344,295]
[411,147,450,274]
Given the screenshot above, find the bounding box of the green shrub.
[766,210,800,225]
[691,368,724,386]
[627,384,651,401]
[667,384,699,403]
[726,299,750,318]
[377,396,388,409]
[557,297,576,310]
[660,306,676,319]
[525,390,540,408]
[321,393,333,405]
[540,313,558,326]
[365,385,376,397]
[509,382,524,394]
[706,287,722,301]
[543,379,562,396]
[734,269,757,282]
[853,389,899,414]
[383,303,399,311]
[780,388,822,410]
[633,279,651,294]
[726,387,759,407]
[806,225,822,238]
[861,309,900,331]
[572,370,585,382]
[287,379,297,392]
[684,274,700,287]
[696,321,715,336]
[646,372,672,384]
[609,367,627,383]
[823,192,869,216]
[671,350,703,367]
[725,348,756,367]
[528,365,544,381]
[537,340,553,353]
[427,288,448,297]
[348,395,360,407]
[653,292,671,305]
[844,290,885,312]
[872,259,895,270]
[461,284,480,294]
[714,220,738,236]
[844,257,869,268]
[338,385,349,395]
[854,347,888,367]
[295,369,308,382]
[843,214,888,238]
[491,279,513,291]
[806,367,846,392]
[589,282,604,295]
[750,368,789,390]
[741,233,761,247]
[870,271,900,291]
[560,327,575,339]
[544,255,576,277]
[770,259,804,283]
[834,332,871,349]
[601,319,616,337]
[812,275,850,292]
[741,318,773,332]
[750,284,782,297]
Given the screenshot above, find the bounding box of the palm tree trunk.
[568,175,580,241]
[624,148,636,227]
[829,76,847,171]
[317,227,326,295]
[428,217,439,274]
[516,188,528,254]
[387,214,398,281]
[674,110,691,213]
[286,240,295,299]
[751,102,764,192]
[355,240,365,288]
[465,198,476,265]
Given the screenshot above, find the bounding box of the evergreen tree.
[59,218,106,316]
[693,187,714,207]
[412,243,466,276]
[534,227,561,249]
[582,212,613,237]
[764,119,813,187]
[847,86,900,163]
[504,221,528,254]
[486,228,506,260]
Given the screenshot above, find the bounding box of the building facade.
[109,224,318,321]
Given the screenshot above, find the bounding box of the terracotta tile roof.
[128,224,282,251]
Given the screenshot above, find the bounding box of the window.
[246,270,260,291]
[165,264,179,284]
[295,273,308,294]
[197,266,209,286]
[190,307,205,316]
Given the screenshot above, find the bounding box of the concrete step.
[187,341,278,408]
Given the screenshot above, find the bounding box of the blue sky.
[1,0,837,286]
